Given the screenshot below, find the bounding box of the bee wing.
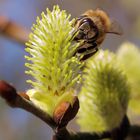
[107,19,123,35]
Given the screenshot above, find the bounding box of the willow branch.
[128,125,140,139]
[0,16,30,45]
[1,80,140,140]
[0,80,56,129]
[53,127,71,140]
[69,131,111,140]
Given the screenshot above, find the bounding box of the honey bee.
[74,9,123,60]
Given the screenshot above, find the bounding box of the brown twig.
[128,125,140,139]
[1,80,140,140]
[0,16,30,45]
[53,127,70,140]
[110,115,130,140]
[0,80,56,129]
[70,125,140,140]
[69,131,111,140]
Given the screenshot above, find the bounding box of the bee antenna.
[106,31,123,35]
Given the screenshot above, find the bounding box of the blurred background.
[0,0,140,140]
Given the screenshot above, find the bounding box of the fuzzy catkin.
[25,5,82,116]
[77,50,130,132]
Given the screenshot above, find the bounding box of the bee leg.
[93,46,98,54]
[81,47,98,61]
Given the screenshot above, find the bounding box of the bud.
[0,81,17,105]
[19,92,30,100]
[53,96,79,129]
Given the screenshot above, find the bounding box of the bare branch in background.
[0,16,30,45]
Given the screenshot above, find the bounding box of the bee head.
[74,16,99,42]
[84,9,111,33]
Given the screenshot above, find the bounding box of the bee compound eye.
[87,30,96,39]
[77,15,87,21]
[77,30,85,39]
[86,25,99,41]
[80,22,91,33]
